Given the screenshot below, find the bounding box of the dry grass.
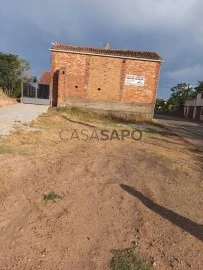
[0,88,17,107]
[57,106,145,125]
[0,107,188,157]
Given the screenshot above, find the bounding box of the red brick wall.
[122,60,160,104]
[51,52,88,105]
[87,56,122,101]
[51,51,161,107]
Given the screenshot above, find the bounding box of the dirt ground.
[0,108,202,270]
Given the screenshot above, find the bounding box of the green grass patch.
[110,248,153,270]
[44,192,62,202]
[158,138,176,144]
[149,136,178,145]
[143,128,159,134]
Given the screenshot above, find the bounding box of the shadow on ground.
[120,184,203,242]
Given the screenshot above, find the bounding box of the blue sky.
[0,0,202,99]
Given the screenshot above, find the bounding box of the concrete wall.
[196,92,203,106]
[63,96,154,121]
[184,93,203,121]
[185,93,203,107]
[51,51,161,120]
[185,98,196,106]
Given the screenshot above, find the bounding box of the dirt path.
[0,109,202,270]
[0,103,49,136]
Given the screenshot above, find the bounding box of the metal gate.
[22,83,50,105]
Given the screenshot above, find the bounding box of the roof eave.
[49,48,163,63]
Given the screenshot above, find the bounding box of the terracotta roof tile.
[39,71,52,85]
[50,44,162,61]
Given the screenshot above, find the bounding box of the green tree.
[170,83,194,107]
[194,81,203,93]
[0,52,30,97]
[155,98,166,111]
[32,76,37,83]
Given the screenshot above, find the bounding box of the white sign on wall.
[125,75,145,86]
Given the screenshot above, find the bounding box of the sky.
[0,0,202,99]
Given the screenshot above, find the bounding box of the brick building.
[50,44,162,120]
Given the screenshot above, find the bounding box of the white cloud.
[165,64,203,82]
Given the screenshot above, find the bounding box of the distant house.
[22,71,51,105]
[184,92,203,121]
[49,43,162,121]
[38,71,52,99]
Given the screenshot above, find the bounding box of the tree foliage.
[170,83,194,107]
[194,81,203,93]
[0,52,30,97]
[155,98,166,111]
[156,80,203,114]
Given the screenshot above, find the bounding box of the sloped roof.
[39,71,52,85]
[50,44,162,62]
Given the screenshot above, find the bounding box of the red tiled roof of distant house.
[39,71,52,85]
[50,44,162,62]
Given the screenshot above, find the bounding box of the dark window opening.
[75,86,78,88]
[98,88,101,91]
